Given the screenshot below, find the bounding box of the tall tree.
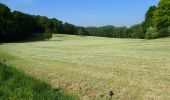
[0,3,13,41]
[142,6,157,33]
[153,0,170,37]
[130,24,144,39]
[63,23,76,34]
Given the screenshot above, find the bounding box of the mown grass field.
[0,34,170,100]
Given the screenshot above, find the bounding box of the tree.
[142,6,157,33]
[130,24,144,39]
[158,28,169,37]
[101,26,114,37]
[0,3,11,18]
[168,26,170,36]
[153,0,170,37]
[0,3,61,42]
[50,18,63,33]
[76,27,88,36]
[0,3,13,41]
[77,29,85,35]
[63,23,76,34]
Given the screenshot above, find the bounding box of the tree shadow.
[0,62,76,100]
[0,34,52,44]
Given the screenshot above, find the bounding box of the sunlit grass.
[0,34,170,99]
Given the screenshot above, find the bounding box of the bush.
[145,27,159,39]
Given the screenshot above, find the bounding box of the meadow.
[0,34,170,100]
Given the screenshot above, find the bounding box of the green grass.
[0,62,76,100]
[0,34,170,100]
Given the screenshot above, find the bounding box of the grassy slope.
[0,34,170,99]
[0,62,75,100]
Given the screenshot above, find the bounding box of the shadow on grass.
[0,62,76,100]
[0,33,52,44]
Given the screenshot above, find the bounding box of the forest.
[0,0,170,42]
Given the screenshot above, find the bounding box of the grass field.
[0,34,170,100]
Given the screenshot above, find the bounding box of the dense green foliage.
[88,26,123,38]
[141,0,170,39]
[80,25,144,39]
[0,3,149,41]
[153,0,170,37]
[145,27,159,39]
[0,3,77,42]
[129,24,144,38]
[0,0,170,41]
[86,25,144,39]
[142,6,157,33]
[0,62,75,100]
[88,0,170,39]
[153,0,170,29]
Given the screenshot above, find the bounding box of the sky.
[0,0,160,27]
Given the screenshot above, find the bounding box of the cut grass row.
[0,62,76,100]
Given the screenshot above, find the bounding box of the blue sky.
[0,0,160,27]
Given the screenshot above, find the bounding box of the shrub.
[145,27,159,39]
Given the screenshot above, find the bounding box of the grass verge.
[0,62,76,100]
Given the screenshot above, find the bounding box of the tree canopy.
[0,0,170,42]
[153,0,170,37]
[142,6,157,33]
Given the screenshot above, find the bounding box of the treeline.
[0,3,83,42]
[0,0,170,42]
[86,0,170,39]
[86,24,144,39]
[0,3,51,42]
